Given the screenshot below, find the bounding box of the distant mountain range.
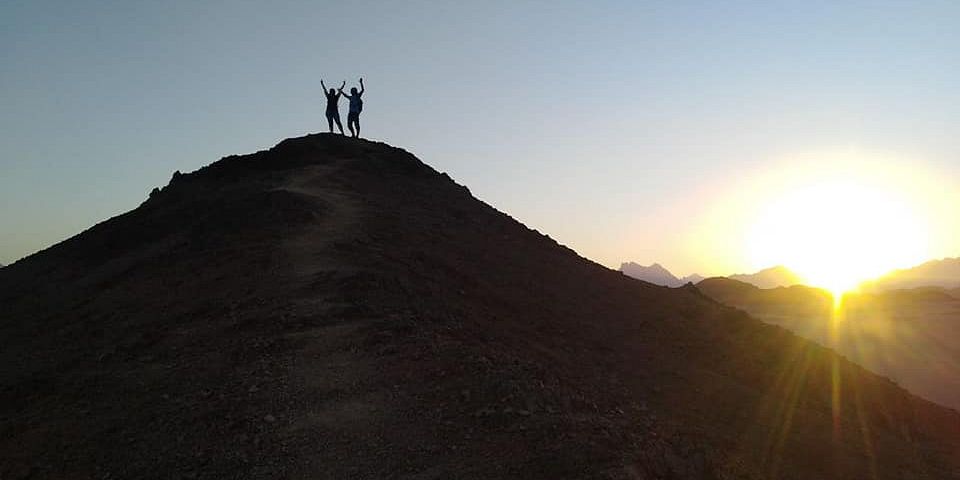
[620,262,798,289]
[618,262,702,287]
[623,257,960,292]
[728,265,803,288]
[863,257,960,290]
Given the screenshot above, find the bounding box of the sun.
[744,176,929,296]
[685,148,954,294]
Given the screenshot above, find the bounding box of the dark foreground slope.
[2,134,959,479]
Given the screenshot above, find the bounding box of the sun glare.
[745,176,929,296]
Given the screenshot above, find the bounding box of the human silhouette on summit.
[343,78,364,138]
[321,79,345,134]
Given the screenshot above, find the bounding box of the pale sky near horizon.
[2,1,958,278]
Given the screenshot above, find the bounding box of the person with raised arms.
[321,79,345,134]
[342,78,365,138]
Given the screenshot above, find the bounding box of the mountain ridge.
[729,265,803,289]
[619,262,803,290]
[864,257,960,290]
[619,262,702,287]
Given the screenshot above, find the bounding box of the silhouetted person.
[343,78,364,138]
[321,79,345,134]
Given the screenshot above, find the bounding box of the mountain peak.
[865,257,960,290]
[3,134,959,479]
[620,262,704,288]
[729,264,803,288]
[619,261,681,286]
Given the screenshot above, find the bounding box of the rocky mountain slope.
[2,134,959,479]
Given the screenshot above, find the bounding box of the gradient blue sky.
[2,1,958,275]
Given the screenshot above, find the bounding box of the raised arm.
[321,79,327,91]
[358,78,365,95]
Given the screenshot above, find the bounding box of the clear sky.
[2,1,958,277]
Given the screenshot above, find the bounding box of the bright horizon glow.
[746,177,929,295]
[686,148,954,293]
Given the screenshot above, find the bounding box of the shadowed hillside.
[2,134,959,479]
[698,277,960,411]
[696,277,833,318]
